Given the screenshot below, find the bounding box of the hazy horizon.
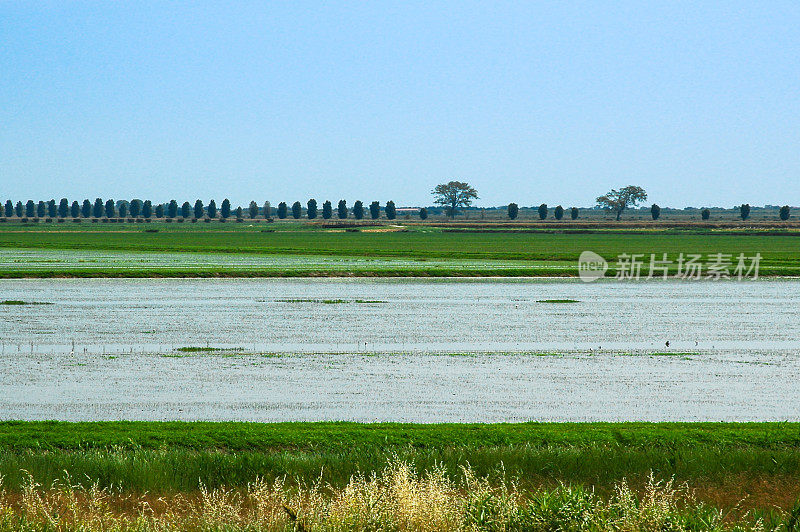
[3,2,798,208]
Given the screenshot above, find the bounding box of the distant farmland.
[0,221,798,277]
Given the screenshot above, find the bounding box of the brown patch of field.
[691,474,800,514]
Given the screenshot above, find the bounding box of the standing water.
[1,278,798,421]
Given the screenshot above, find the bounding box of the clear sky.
[2,1,798,208]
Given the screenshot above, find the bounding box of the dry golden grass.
[0,461,793,531]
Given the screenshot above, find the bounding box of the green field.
[1,422,798,502]
[1,222,799,277]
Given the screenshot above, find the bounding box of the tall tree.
[307,199,318,219]
[130,199,143,218]
[47,199,57,218]
[155,204,164,218]
[181,202,192,218]
[322,200,332,219]
[650,204,661,220]
[507,203,519,220]
[263,201,271,219]
[119,201,129,218]
[291,201,302,219]
[596,185,647,221]
[221,199,231,219]
[432,181,478,218]
[70,201,80,218]
[235,206,243,220]
[353,200,364,220]
[207,200,217,218]
[570,207,579,220]
[142,200,153,218]
[369,201,380,220]
[337,200,347,219]
[57,199,68,218]
[6,200,15,217]
[37,201,46,218]
[537,204,548,220]
[15,201,23,217]
[194,200,204,219]
[740,204,750,220]
[167,200,178,218]
[25,200,35,217]
[277,202,288,219]
[105,199,116,218]
[91,198,103,218]
[701,208,710,220]
[780,205,791,221]
[554,205,564,220]
[419,207,428,220]
[249,201,259,219]
[385,201,396,220]
[81,199,92,218]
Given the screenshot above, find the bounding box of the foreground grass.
[1,461,794,531]
[2,422,800,515]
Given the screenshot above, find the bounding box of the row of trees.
[737,203,791,221]
[0,199,404,220]
[276,200,398,220]
[0,198,252,219]
[647,203,792,221]
[1,193,792,222]
[506,203,580,220]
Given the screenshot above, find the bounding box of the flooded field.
[2,278,799,421]
[0,247,558,274]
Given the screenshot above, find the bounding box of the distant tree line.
[0,198,277,221]
[0,198,409,221]
[270,199,400,220]
[505,203,579,220]
[0,195,794,223]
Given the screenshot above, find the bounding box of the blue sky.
[2,1,798,208]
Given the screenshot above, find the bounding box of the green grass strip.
[3,421,800,452]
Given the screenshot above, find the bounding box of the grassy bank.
[2,422,800,514]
